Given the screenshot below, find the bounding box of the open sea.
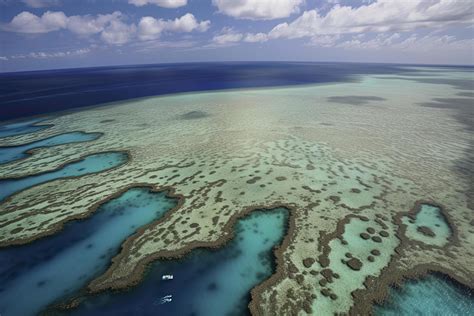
[1,62,458,121]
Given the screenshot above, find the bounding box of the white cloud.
[0,56,8,61]
[212,0,304,20]
[22,0,60,8]
[4,11,123,36]
[336,33,400,49]
[390,34,473,52]
[302,27,473,58]
[166,13,210,32]
[309,34,340,47]
[138,13,210,41]
[211,27,243,45]
[243,32,268,43]
[66,12,124,36]
[10,47,91,59]
[262,0,473,56]
[128,0,187,8]
[209,30,268,46]
[6,11,67,33]
[4,11,210,45]
[334,33,473,54]
[137,17,163,41]
[101,20,137,45]
[133,39,196,52]
[269,0,474,39]
[67,12,137,46]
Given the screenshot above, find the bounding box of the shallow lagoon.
[0,151,127,201]
[0,187,177,316]
[62,208,288,316]
[0,131,101,164]
[402,204,452,247]
[0,118,50,138]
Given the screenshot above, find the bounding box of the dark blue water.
[0,118,51,138]
[0,187,177,316]
[0,131,101,164]
[0,151,128,201]
[0,62,419,121]
[54,208,289,316]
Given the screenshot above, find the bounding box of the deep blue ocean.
[0,62,433,121]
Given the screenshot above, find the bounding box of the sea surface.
[0,62,438,121]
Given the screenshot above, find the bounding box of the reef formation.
[0,68,472,314]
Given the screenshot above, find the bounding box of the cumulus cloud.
[138,13,210,40]
[168,13,210,32]
[22,0,60,8]
[128,0,187,8]
[269,0,474,39]
[243,32,268,43]
[6,11,67,33]
[209,28,269,46]
[211,27,243,45]
[66,12,124,36]
[101,20,137,45]
[309,34,340,47]
[335,33,401,49]
[4,11,210,45]
[4,10,125,36]
[212,0,304,20]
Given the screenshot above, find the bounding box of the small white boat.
[162,274,174,280]
[155,294,173,305]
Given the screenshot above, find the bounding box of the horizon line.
[1,59,473,75]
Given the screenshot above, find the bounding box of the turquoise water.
[375,274,474,315]
[0,118,51,138]
[0,187,177,316]
[60,208,289,315]
[403,204,452,247]
[0,151,128,201]
[0,131,101,164]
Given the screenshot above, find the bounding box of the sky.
[0,0,473,72]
